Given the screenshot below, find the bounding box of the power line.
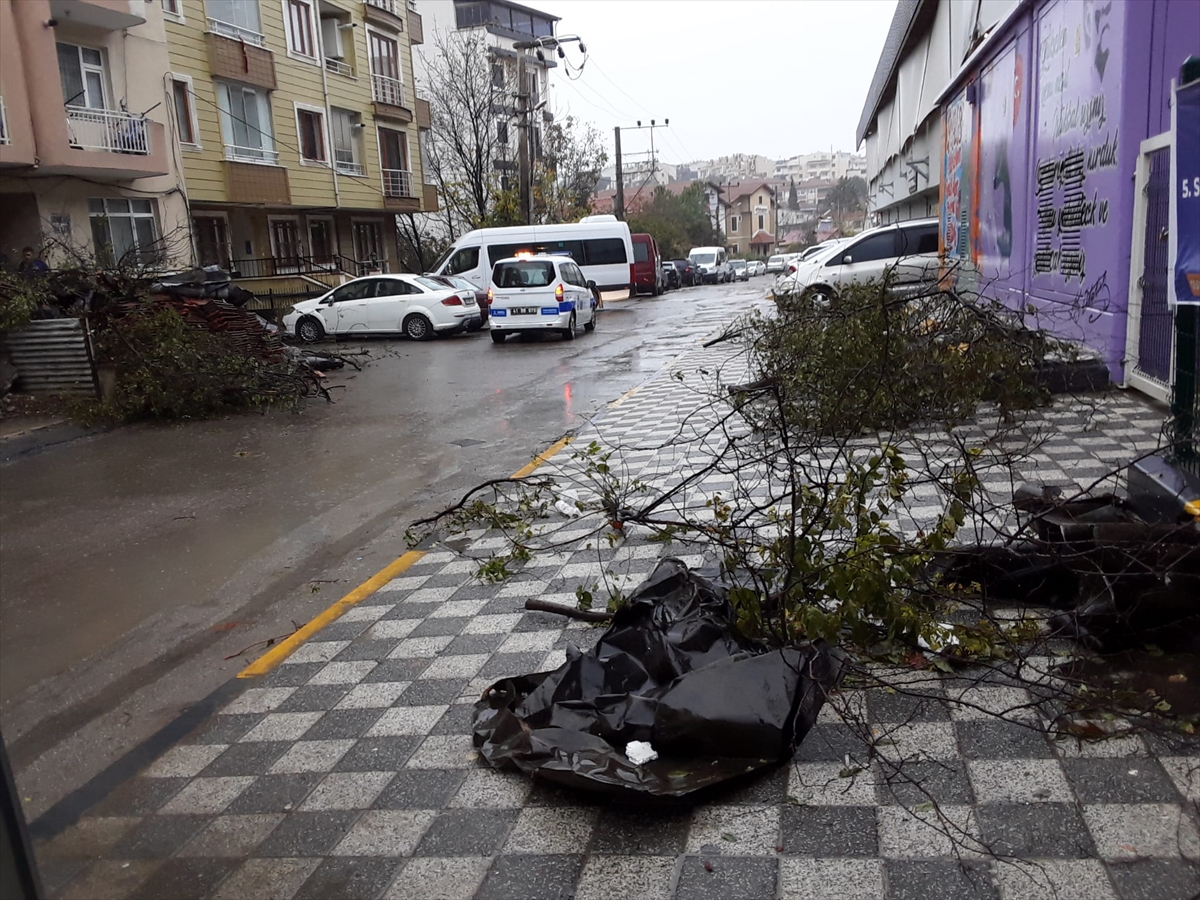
[586,58,652,118]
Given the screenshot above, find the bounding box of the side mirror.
[586,280,596,290]
[842,255,853,265]
[320,296,334,305]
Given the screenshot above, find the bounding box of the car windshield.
[414,277,447,291]
[692,253,716,265]
[732,261,746,268]
[769,256,783,263]
[493,260,556,288]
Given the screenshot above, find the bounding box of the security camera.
[337,22,357,29]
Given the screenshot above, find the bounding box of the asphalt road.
[0,276,768,818]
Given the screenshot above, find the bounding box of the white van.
[689,246,732,284]
[431,216,634,299]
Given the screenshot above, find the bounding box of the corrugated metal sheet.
[4,319,97,396]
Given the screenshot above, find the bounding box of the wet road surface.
[0,279,767,816]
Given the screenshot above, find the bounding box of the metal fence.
[4,319,98,396]
[65,107,149,155]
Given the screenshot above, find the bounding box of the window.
[330,108,363,175]
[444,247,479,275]
[496,120,508,145]
[491,63,505,88]
[633,242,648,263]
[455,1,487,28]
[353,221,384,266]
[731,243,739,253]
[295,105,327,163]
[193,215,230,267]
[898,223,938,255]
[216,81,277,162]
[369,31,403,106]
[171,77,199,146]
[57,43,107,109]
[206,0,264,44]
[728,215,739,233]
[494,260,555,288]
[532,15,553,37]
[831,231,895,266]
[330,279,378,302]
[162,0,183,19]
[284,0,317,59]
[379,127,408,170]
[757,214,765,231]
[582,238,627,266]
[89,198,160,266]
[308,218,333,265]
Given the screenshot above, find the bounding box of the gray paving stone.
[1061,757,1185,803]
[200,741,292,777]
[409,616,473,638]
[87,777,188,817]
[293,857,403,900]
[332,809,438,856]
[364,658,431,683]
[1104,858,1200,899]
[574,854,676,900]
[258,664,326,688]
[883,860,999,899]
[874,760,976,806]
[176,814,282,857]
[127,857,238,900]
[394,678,467,706]
[302,708,384,740]
[211,857,320,900]
[866,688,951,723]
[312,619,376,642]
[675,855,778,900]
[299,771,394,810]
[795,724,874,763]
[414,808,519,855]
[431,703,477,735]
[956,720,1054,758]
[256,810,361,857]
[478,652,546,679]
[374,768,467,808]
[113,815,210,859]
[781,805,877,856]
[334,638,403,661]
[476,853,585,900]
[224,773,322,814]
[589,805,693,855]
[975,802,1095,858]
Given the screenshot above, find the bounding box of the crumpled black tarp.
[472,558,846,796]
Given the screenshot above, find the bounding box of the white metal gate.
[1124,132,1176,403]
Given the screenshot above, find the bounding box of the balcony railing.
[207,17,267,47]
[224,143,280,164]
[325,58,354,77]
[382,168,414,198]
[0,97,8,145]
[65,106,150,154]
[365,0,400,14]
[371,73,406,108]
[231,253,385,279]
[336,160,365,176]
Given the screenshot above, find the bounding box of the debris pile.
[473,558,846,797]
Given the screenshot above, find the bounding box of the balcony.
[66,106,149,155]
[207,32,276,90]
[365,0,399,14]
[325,58,354,78]
[363,0,405,29]
[206,16,267,47]
[335,151,365,176]
[48,0,146,31]
[224,143,280,165]
[382,168,414,198]
[371,74,405,108]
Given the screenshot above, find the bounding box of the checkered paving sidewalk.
[35,330,1199,899]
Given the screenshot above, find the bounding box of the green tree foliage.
[826,176,868,217]
[535,116,607,225]
[626,183,721,259]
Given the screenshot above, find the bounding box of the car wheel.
[403,314,434,341]
[296,316,325,343]
[651,279,660,297]
[491,330,506,344]
[562,312,576,341]
[583,308,596,332]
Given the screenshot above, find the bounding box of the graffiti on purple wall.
[1031,0,1123,293]
[976,44,1028,280]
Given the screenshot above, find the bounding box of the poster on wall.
[941,91,971,260]
[1031,0,1124,296]
[975,44,1028,281]
[1171,77,1200,306]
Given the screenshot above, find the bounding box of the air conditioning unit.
[321,18,344,59]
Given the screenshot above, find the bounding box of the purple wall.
[949,0,1200,380]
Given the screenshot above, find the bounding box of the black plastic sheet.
[472,558,845,796]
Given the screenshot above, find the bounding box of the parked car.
[671,258,700,286]
[487,254,598,343]
[425,273,486,328]
[631,232,664,296]
[661,260,680,289]
[730,259,750,282]
[689,246,732,284]
[745,260,764,277]
[774,219,940,302]
[766,254,786,274]
[285,274,480,342]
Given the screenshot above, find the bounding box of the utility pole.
[613,126,624,220]
[516,52,531,226]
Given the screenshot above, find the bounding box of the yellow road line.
[240,435,573,678]
[510,435,572,478]
[238,550,426,677]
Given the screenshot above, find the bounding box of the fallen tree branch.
[409,475,554,530]
[525,599,614,622]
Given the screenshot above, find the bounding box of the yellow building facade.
[163,0,434,291]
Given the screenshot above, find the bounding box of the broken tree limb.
[524,599,614,622]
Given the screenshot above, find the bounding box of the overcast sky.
[531,0,898,166]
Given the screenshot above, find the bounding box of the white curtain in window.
[207,0,261,32]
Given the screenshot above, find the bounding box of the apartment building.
[0,0,192,269]
[162,0,435,290]
[723,180,776,256]
[773,151,866,183]
[415,0,558,197]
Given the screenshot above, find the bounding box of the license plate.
[512,306,538,315]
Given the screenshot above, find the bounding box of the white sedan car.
[284,274,480,342]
